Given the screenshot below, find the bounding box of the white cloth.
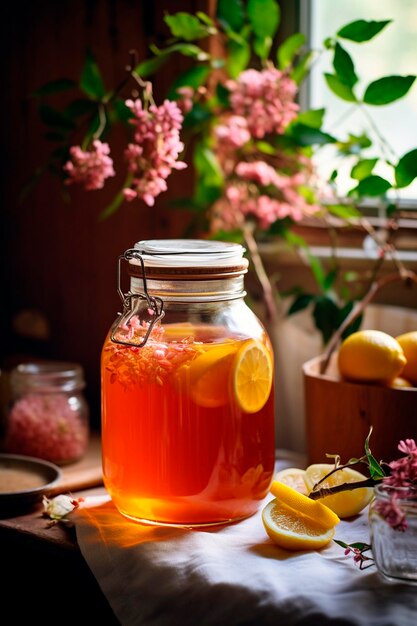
[74,491,417,626]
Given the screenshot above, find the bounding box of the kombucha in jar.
[101,240,275,526]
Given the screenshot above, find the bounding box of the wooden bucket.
[303,352,417,465]
[303,270,417,465]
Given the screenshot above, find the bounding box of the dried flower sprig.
[334,540,374,570]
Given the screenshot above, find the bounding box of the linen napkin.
[74,491,417,626]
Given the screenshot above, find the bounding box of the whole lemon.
[338,329,406,383]
[396,331,417,385]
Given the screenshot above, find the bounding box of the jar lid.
[10,362,85,394]
[130,239,249,279]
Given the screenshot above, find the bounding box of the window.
[303,0,417,202]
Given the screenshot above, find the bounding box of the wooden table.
[0,434,119,623]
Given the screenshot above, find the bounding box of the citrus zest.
[233,340,273,413]
[269,480,340,528]
[262,499,335,551]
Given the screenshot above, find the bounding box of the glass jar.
[369,484,417,584]
[101,239,275,526]
[5,362,89,465]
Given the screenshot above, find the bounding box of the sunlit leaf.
[333,42,358,88]
[291,51,313,84]
[324,73,357,102]
[247,0,280,39]
[354,175,391,197]
[351,158,378,181]
[293,108,325,129]
[226,39,250,78]
[395,149,417,188]
[164,12,212,41]
[277,32,305,70]
[216,0,244,31]
[287,123,336,146]
[135,55,170,78]
[363,75,416,105]
[337,19,391,42]
[326,204,362,219]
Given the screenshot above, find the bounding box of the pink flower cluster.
[5,393,89,464]
[123,98,187,206]
[375,439,417,530]
[211,160,320,231]
[227,67,299,138]
[64,140,115,190]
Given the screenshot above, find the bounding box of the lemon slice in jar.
[233,340,273,413]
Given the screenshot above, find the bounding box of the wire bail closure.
[110,248,165,348]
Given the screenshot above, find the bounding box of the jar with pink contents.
[5,362,89,465]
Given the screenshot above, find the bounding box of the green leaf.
[256,141,276,155]
[196,12,215,27]
[135,55,169,78]
[164,12,212,41]
[247,0,280,39]
[254,35,273,60]
[182,102,212,129]
[288,294,314,316]
[337,19,392,43]
[287,123,336,146]
[395,149,417,188]
[363,75,416,105]
[33,79,77,97]
[291,51,313,85]
[326,204,362,219]
[339,303,363,339]
[294,108,325,129]
[313,296,340,344]
[194,144,224,185]
[323,269,337,291]
[333,42,358,88]
[324,73,356,102]
[351,158,378,181]
[80,50,106,100]
[150,42,210,61]
[226,39,250,78]
[112,99,132,123]
[354,175,391,197]
[306,253,326,290]
[364,428,386,479]
[216,0,244,31]
[38,104,75,132]
[277,32,305,70]
[167,65,210,99]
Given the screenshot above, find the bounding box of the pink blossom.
[176,87,194,113]
[235,161,282,187]
[64,140,115,190]
[227,67,299,138]
[398,439,417,455]
[123,98,187,206]
[215,115,251,148]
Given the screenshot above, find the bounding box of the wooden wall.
[0,0,209,426]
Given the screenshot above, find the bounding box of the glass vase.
[369,484,417,584]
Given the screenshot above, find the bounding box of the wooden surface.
[303,354,417,465]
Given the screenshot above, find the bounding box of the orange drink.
[101,323,275,526]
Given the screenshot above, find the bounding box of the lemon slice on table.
[262,499,336,551]
[304,464,373,519]
[233,340,273,413]
[262,481,339,551]
[269,481,340,528]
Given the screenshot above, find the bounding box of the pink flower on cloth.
[227,67,299,138]
[123,98,187,206]
[64,140,115,190]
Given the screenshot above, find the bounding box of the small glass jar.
[5,362,89,465]
[101,239,275,527]
[369,484,417,585]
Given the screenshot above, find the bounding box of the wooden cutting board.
[48,432,103,495]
